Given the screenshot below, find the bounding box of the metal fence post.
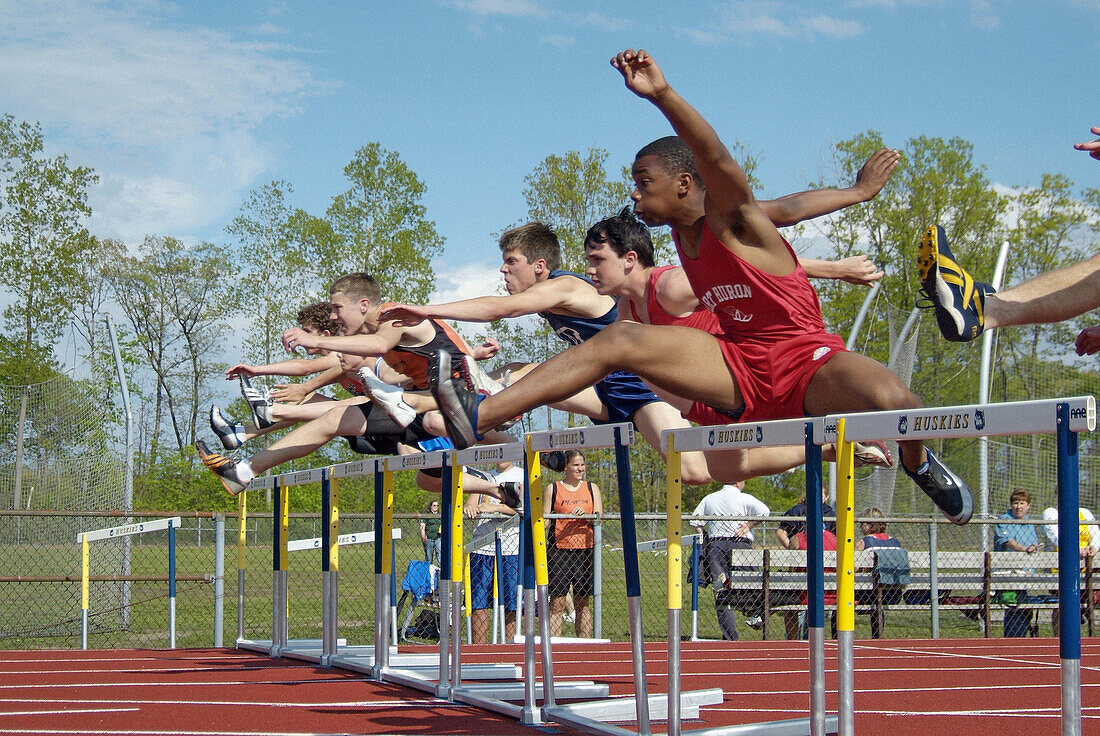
[593,517,603,640]
[214,513,225,647]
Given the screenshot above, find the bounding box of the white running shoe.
[239,375,274,429]
[358,366,417,429]
[460,354,505,396]
[210,405,247,450]
[853,440,894,469]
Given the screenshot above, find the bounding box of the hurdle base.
[279,639,350,664]
[544,687,723,727]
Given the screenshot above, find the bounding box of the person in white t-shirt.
[465,460,524,644]
[1041,492,1100,635]
[689,482,770,640]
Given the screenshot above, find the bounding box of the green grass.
[0,527,1064,649]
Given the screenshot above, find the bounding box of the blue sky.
[2,0,1098,307]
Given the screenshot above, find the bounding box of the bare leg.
[803,352,927,472]
[472,608,491,645]
[549,595,566,637]
[575,595,593,638]
[270,395,369,424]
[646,381,816,482]
[247,403,370,474]
[986,252,1100,329]
[474,323,743,435]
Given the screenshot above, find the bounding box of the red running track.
[0,638,1096,735]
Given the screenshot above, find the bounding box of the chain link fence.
[4,510,1099,648]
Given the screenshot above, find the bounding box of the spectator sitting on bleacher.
[994,489,1040,554]
[993,489,1040,637]
[854,506,903,552]
[853,507,909,637]
[776,488,835,548]
[781,522,838,640]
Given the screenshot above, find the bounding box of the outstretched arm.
[282,322,405,358]
[800,255,884,286]
[612,48,753,219]
[761,148,900,227]
[383,278,602,325]
[270,364,344,404]
[226,353,340,380]
[1074,126,1100,161]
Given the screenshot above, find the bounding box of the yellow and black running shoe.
[917,225,995,342]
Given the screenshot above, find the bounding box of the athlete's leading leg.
[198,403,373,495]
[439,323,743,444]
[803,352,972,524]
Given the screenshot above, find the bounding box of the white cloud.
[451,0,546,17]
[541,34,577,49]
[677,27,729,45]
[251,22,289,35]
[0,0,329,244]
[703,2,865,41]
[574,12,633,32]
[720,2,795,37]
[798,15,866,38]
[430,260,506,303]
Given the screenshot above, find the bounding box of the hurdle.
[346,444,548,706]
[237,466,326,657]
[827,395,1095,736]
[525,423,723,734]
[77,516,181,650]
[664,417,836,736]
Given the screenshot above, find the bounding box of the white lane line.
[706,706,1100,719]
[0,709,140,717]
[0,726,413,730]
[0,678,371,690]
[851,641,1100,672]
[0,666,306,677]
[0,698,447,709]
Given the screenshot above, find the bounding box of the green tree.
[227,181,313,365]
[111,237,238,459]
[523,148,632,273]
[0,115,98,367]
[321,143,443,303]
[813,131,1007,411]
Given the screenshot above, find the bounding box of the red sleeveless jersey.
[673,224,847,422]
[673,224,828,344]
[629,265,722,335]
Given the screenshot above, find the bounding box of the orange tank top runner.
[551,481,595,550]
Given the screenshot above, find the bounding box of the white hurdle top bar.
[247,457,384,490]
[524,421,634,452]
[832,395,1095,443]
[287,527,402,552]
[78,516,181,543]
[386,449,448,472]
[661,416,826,453]
[452,441,525,467]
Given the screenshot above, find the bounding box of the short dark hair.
[635,135,702,187]
[1010,488,1031,505]
[859,507,887,535]
[499,222,562,271]
[584,207,655,268]
[330,273,381,303]
[296,302,339,334]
